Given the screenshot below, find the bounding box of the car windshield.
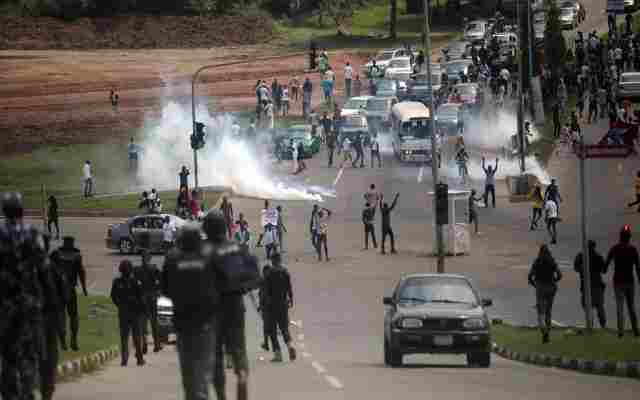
[400,118,432,139]
[344,98,368,109]
[466,22,482,31]
[367,99,389,111]
[437,105,459,117]
[377,52,394,61]
[389,59,410,68]
[398,277,478,304]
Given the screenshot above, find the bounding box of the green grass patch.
[60,293,119,363]
[492,323,640,362]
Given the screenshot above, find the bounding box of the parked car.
[157,295,174,343]
[616,72,640,101]
[558,6,577,30]
[274,125,320,160]
[441,40,472,62]
[363,48,412,77]
[383,273,493,367]
[106,214,187,254]
[385,56,413,80]
[463,19,490,42]
[436,103,466,136]
[366,96,398,132]
[444,59,474,84]
[341,96,372,118]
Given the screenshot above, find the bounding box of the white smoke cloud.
[136,101,334,202]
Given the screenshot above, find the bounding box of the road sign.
[577,144,633,159]
[606,0,624,13]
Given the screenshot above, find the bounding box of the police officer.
[135,250,163,353]
[204,211,258,400]
[264,252,296,363]
[111,259,146,366]
[162,223,221,400]
[50,236,88,351]
[0,192,54,400]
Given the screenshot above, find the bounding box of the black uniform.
[362,205,377,249]
[0,221,54,400]
[263,262,295,359]
[574,246,607,328]
[111,266,146,366]
[50,238,87,350]
[135,260,163,352]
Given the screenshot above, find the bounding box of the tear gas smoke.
[137,102,334,202]
[441,156,550,187]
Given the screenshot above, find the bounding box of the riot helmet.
[177,222,202,252]
[2,192,23,220]
[202,210,227,242]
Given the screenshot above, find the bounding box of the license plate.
[433,335,453,346]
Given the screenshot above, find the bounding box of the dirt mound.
[0,14,275,50]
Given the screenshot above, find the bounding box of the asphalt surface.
[48,3,640,397]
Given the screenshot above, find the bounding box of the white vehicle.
[390,102,433,163]
[341,96,373,118]
[363,48,413,77]
[463,19,489,42]
[384,57,413,80]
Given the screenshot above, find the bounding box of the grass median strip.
[492,323,640,363]
[61,293,119,363]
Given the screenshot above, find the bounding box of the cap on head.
[1,192,23,220]
[202,210,227,242]
[119,259,133,275]
[177,223,203,251]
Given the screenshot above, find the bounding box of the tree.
[389,0,397,39]
[319,0,354,31]
[543,0,567,96]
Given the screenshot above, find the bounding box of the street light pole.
[517,0,526,174]
[579,133,594,333]
[423,0,444,273]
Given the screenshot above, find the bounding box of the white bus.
[390,101,433,163]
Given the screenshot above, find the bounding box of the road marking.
[302,352,312,358]
[333,167,344,186]
[325,375,344,390]
[311,361,327,374]
[418,166,424,183]
[297,333,305,341]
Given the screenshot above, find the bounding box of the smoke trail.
[137,102,333,202]
[441,156,551,187]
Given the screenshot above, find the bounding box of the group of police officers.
[0,191,294,400]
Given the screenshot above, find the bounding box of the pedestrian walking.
[50,236,88,351]
[220,196,234,239]
[135,250,163,354]
[264,252,297,362]
[263,224,279,260]
[302,77,312,119]
[544,178,563,211]
[259,264,272,352]
[179,165,190,192]
[234,217,251,252]
[310,204,320,249]
[281,85,290,116]
[574,240,608,328]
[528,244,562,343]
[456,147,470,184]
[289,76,299,103]
[296,142,307,173]
[353,74,362,97]
[111,260,146,366]
[481,157,498,208]
[326,129,337,167]
[291,139,299,174]
[604,225,640,337]
[627,170,640,212]
[340,137,353,168]
[588,93,598,124]
[83,160,94,198]
[544,198,560,244]
[379,193,399,255]
[528,184,544,230]
[128,137,140,174]
[162,216,176,251]
[352,133,365,168]
[552,102,561,137]
[344,61,353,99]
[276,205,287,253]
[370,134,382,168]
[362,202,377,249]
[468,189,482,234]
[47,194,60,239]
[315,207,332,261]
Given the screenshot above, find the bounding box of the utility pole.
[517,0,526,174]
[527,0,535,119]
[579,133,594,333]
[423,0,444,273]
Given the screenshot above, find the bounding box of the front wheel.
[119,238,133,254]
[384,339,402,367]
[467,352,491,367]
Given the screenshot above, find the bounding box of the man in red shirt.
[605,225,640,337]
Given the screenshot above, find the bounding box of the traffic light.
[435,183,449,226]
[191,122,206,150]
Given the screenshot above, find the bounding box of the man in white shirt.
[544,199,559,245]
[344,62,354,99]
[256,200,279,247]
[83,160,93,198]
[162,216,175,251]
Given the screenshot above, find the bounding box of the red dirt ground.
[0,45,368,154]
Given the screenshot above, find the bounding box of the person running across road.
[263,252,296,362]
[481,157,498,208]
[315,207,332,262]
[574,240,608,328]
[627,170,640,212]
[605,225,640,337]
[528,244,562,344]
[468,189,482,234]
[370,134,382,168]
[362,202,377,250]
[379,193,399,255]
[544,197,560,244]
[529,184,544,230]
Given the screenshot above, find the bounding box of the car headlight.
[462,318,487,329]
[399,318,423,328]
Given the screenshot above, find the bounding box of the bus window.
[401,119,432,139]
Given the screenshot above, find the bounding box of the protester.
[528,184,544,230]
[379,193,399,255]
[344,61,353,99]
[111,260,146,366]
[315,207,332,261]
[370,134,382,168]
[47,194,60,239]
[135,250,163,354]
[83,160,94,198]
[544,197,560,245]
[220,196,234,239]
[528,244,562,344]
[481,157,498,208]
[468,189,482,234]
[362,202,377,250]
[263,252,296,362]
[574,240,608,328]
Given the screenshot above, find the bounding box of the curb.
[56,346,120,380]
[491,342,640,380]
